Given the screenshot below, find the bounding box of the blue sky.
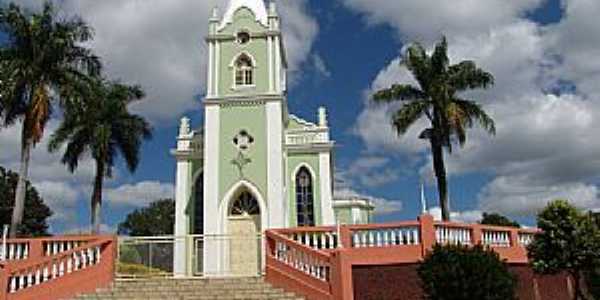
[2,0,600,233]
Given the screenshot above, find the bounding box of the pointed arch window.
[235,54,254,86]
[230,190,260,216]
[296,167,315,226]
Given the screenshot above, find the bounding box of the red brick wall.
[352,264,572,300]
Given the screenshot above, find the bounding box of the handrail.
[266,215,541,300]
[0,235,116,300]
[0,236,97,262]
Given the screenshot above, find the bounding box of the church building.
[171,0,374,277]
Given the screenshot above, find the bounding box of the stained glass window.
[296,167,315,226]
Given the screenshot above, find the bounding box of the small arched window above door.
[296,167,315,227]
[234,54,254,86]
[230,190,260,216]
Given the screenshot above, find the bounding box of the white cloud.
[344,0,600,217]
[104,181,174,207]
[336,156,400,188]
[478,177,600,216]
[54,0,318,122]
[312,54,331,78]
[13,0,319,122]
[334,188,402,215]
[341,0,543,41]
[428,206,482,224]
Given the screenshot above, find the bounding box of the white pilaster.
[351,207,361,225]
[268,36,273,93]
[203,104,220,275]
[266,101,284,228]
[215,42,220,95]
[207,41,214,97]
[319,151,335,225]
[274,36,281,93]
[174,117,193,277]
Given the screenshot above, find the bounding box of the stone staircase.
[72,277,304,300]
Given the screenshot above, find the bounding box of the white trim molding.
[266,101,285,228]
[319,152,335,225]
[202,104,220,276]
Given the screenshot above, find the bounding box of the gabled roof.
[220,0,268,30]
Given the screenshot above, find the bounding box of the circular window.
[236,31,250,45]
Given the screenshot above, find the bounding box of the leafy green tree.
[585,267,599,300]
[49,79,151,234]
[418,244,516,300]
[0,166,52,236]
[117,199,174,236]
[0,2,101,237]
[480,212,520,228]
[372,37,495,221]
[528,200,600,300]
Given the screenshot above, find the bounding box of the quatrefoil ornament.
[233,130,254,151]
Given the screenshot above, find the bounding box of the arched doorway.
[228,189,261,276]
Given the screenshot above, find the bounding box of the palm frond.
[391,100,430,135]
[373,84,426,103]
[431,36,449,76]
[448,61,494,92]
[453,98,496,135]
[404,43,432,90]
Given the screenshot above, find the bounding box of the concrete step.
[74,277,304,300]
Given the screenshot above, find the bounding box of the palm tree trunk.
[10,138,32,238]
[91,161,104,234]
[430,136,450,221]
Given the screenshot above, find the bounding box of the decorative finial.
[212,6,219,19]
[318,107,328,127]
[269,1,277,15]
[179,117,191,137]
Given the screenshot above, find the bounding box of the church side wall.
[286,154,322,226]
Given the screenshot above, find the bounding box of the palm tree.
[373,37,495,221]
[0,3,101,237]
[48,79,151,233]
[49,79,151,234]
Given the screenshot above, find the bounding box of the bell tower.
[202,0,288,275]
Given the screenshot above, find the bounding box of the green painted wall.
[287,154,321,226]
[218,104,268,206]
[287,117,312,130]
[335,208,352,225]
[218,8,272,96]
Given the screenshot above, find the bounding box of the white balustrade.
[518,232,535,246]
[6,245,103,294]
[288,231,338,250]
[481,230,511,247]
[285,131,328,145]
[435,226,472,245]
[44,240,85,256]
[273,240,329,281]
[0,242,29,261]
[352,226,420,248]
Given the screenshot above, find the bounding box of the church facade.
[171,0,374,277]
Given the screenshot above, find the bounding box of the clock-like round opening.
[237,31,250,45]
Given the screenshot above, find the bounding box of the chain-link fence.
[117,234,264,278]
[118,236,175,277]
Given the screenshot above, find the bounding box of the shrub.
[117,262,164,277]
[418,244,517,300]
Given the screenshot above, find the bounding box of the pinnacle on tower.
[220,0,269,29]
